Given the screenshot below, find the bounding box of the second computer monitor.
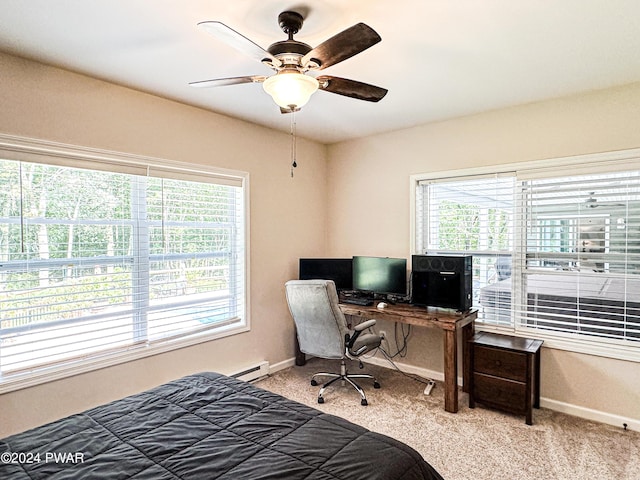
[299,258,353,291]
[352,256,407,296]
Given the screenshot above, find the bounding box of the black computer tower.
[411,255,473,311]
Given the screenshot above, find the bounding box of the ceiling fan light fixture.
[263,71,319,109]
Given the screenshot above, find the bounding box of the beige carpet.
[256,358,640,480]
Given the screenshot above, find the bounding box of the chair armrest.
[354,319,376,331]
[347,319,377,349]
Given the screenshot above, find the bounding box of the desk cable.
[360,323,435,389]
[377,346,434,388]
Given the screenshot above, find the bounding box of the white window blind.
[414,153,640,356]
[0,157,246,386]
[518,170,640,342]
[416,174,516,323]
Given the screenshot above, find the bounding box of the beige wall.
[1,49,639,436]
[0,52,328,437]
[326,81,640,423]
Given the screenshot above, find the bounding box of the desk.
[295,302,477,414]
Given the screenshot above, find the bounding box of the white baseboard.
[269,357,297,374]
[280,355,639,432]
[540,398,639,432]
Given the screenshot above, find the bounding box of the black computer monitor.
[352,256,407,296]
[298,258,353,291]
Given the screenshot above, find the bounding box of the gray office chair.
[285,279,382,405]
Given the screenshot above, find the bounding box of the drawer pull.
[495,360,502,367]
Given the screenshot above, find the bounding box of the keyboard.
[341,297,374,306]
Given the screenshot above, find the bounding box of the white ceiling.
[1,0,640,144]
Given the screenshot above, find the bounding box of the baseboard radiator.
[231,361,270,382]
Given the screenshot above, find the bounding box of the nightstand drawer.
[473,373,527,413]
[474,345,527,382]
[469,332,543,425]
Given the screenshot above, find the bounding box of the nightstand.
[468,332,543,425]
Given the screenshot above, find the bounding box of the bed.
[0,372,443,479]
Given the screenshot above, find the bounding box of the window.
[415,174,516,323]
[0,138,248,390]
[519,171,640,343]
[414,151,640,359]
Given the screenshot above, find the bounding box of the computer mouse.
[377,302,388,309]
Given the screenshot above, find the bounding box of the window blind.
[0,133,244,187]
[416,174,516,323]
[518,170,640,342]
[414,154,640,353]
[0,158,246,381]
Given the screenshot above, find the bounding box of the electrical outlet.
[379,330,387,350]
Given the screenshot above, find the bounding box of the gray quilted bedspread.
[0,372,443,479]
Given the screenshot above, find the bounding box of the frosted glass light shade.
[263,72,319,109]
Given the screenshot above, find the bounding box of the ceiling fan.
[584,192,625,208]
[189,10,388,112]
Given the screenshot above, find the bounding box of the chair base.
[310,359,380,406]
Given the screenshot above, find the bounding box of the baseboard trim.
[281,355,639,432]
[269,357,296,374]
[540,398,639,432]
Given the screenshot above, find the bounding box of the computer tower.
[411,255,472,311]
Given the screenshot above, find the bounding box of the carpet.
[256,358,640,480]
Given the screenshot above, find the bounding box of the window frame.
[0,134,251,393]
[410,147,640,363]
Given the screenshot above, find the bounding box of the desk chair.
[285,279,382,405]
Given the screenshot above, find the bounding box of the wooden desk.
[295,302,477,414]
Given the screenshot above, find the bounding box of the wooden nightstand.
[468,332,543,425]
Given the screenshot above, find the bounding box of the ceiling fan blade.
[198,21,282,68]
[317,76,388,102]
[189,76,266,88]
[302,23,381,70]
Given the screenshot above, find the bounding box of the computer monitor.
[352,256,407,296]
[298,258,353,291]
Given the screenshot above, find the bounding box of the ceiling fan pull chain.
[290,110,297,177]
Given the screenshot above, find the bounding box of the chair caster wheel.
[373,382,381,389]
[317,397,324,404]
[361,399,368,406]
[311,379,318,386]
